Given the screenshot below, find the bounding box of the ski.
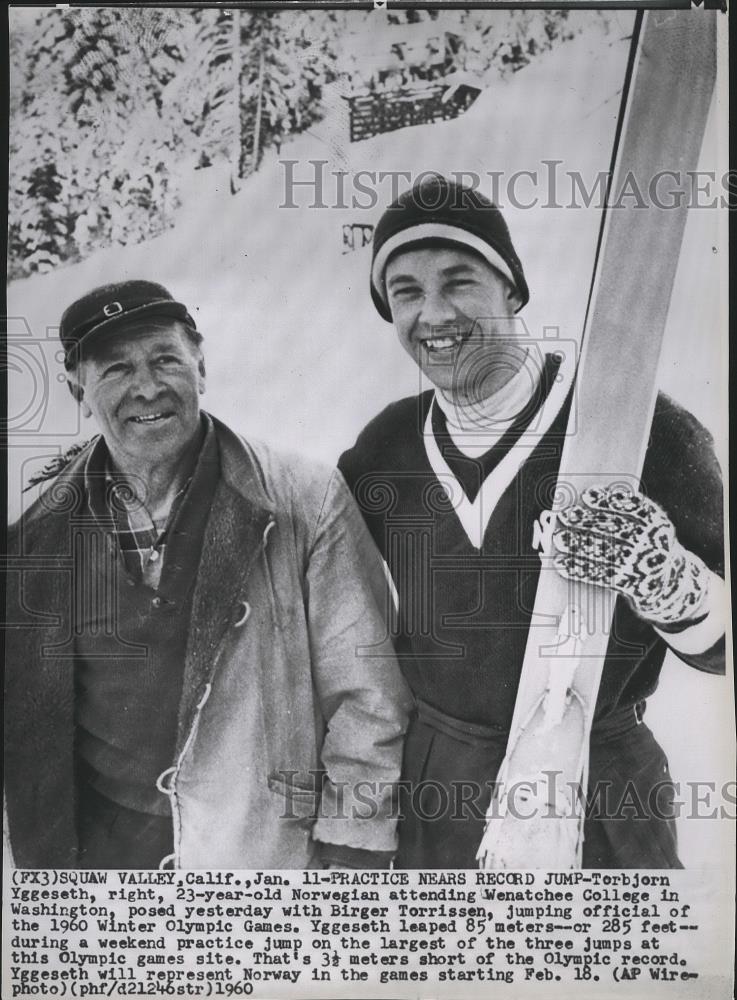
[477,8,718,869]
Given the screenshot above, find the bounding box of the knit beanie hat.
[370,173,529,322]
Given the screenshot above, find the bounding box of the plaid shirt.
[103,468,190,589]
[84,418,216,590]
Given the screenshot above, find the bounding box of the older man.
[5,279,411,869]
[338,174,725,869]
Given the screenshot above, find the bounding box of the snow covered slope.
[8,28,637,497]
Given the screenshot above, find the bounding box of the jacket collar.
[208,414,276,518]
[164,416,278,751]
[20,411,275,533]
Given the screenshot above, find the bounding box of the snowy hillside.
[8,25,724,499]
[8,26,637,497]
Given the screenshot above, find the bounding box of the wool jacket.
[338,389,725,732]
[5,415,412,869]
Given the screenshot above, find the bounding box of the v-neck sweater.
[338,388,724,730]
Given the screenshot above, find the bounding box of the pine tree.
[168,9,239,170]
[9,8,611,278]
[238,11,340,174]
[9,7,187,276]
[9,11,78,274]
[454,10,613,80]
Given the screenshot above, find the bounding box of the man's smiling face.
[74,319,205,470]
[384,245,524,402]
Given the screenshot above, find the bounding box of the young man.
[339,174,725,869]
[5,279,411,869]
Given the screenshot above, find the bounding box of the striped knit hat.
[370,173,529,322]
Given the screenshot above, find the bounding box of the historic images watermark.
[272,771,737,824]
[279,161,736,211]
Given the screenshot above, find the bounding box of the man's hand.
[551,485,710,626]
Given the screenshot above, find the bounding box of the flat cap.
[60,280,197,367]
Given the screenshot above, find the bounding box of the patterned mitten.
[552,485,710,626]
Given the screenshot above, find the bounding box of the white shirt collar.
[434,351,550,456]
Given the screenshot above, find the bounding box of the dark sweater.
[339,390,724,731]
[74,422,220,814]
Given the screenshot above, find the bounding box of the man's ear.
[507,281,523,312]
[198,357,206,394]
[67,377,91,417]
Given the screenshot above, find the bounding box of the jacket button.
[151,596,162,608]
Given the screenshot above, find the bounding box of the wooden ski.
[477,9,717,869]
